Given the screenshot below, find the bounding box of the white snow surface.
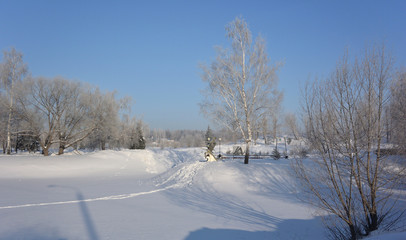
[0,147,326,239]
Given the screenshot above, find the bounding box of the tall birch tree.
[200,16,282,164]
[0,47,27,154]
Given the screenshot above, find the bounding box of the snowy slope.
[0,148,325,240]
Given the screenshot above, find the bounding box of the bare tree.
[260,116,269,144]
[0,93,8,153]
[18,77,99,155]
[0,47,28,154]
[298,75,361,240]
[54,81,102,154]
[19,77,66,155]
[390,69,406,153]
[83,89,121,150]
[285,112,300,140]
[200,16,282,164]
[270,111,281,148]
[294,45,405,239]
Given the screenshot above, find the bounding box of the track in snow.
[155,161,205,188]
[0,161,205,210]
[0,187,171,210]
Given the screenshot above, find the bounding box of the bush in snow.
[290,145,309,158]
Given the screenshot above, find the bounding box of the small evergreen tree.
[128,121,146,150]
[207,137,216,152]
[204,126,217,154]
[272,147,281,160]
[135,122,146,149]
[205,125,215,146]
[129,128,137,149]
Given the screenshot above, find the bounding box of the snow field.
[3,146,397,239]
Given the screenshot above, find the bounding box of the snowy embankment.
[0,146,367,239]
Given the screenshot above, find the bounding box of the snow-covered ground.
[0,147,404,240]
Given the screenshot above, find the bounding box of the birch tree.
[0,93,8,152]
[0,47,27,154]
[200,16,282,164]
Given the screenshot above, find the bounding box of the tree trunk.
[43,147,49,156]
[369,212,378,233]
[275,138,278,151]
[244,142,250,164]
[349,223,357,240]
[101,140,106,150]
[6,109,12,155]
[6,68,15,155]
[58,134,65,155]
[58,144,65,155]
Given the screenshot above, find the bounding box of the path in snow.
[0,187,170,210]
[0,150,206,210]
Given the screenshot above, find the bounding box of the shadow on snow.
[0,185,99,240]
[183,217,324,240]
[165,159,325,239]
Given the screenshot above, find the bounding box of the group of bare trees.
[0,47,146,155]
[149,129,205,148]
[389,70,406,153]
[294,45,405,240]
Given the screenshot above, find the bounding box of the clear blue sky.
[1,0,405,130]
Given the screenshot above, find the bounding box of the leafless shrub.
[294,45,406,239]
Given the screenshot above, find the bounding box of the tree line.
[0,47,147,155]
[0,47,257,154]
